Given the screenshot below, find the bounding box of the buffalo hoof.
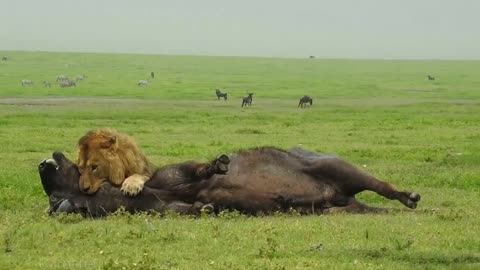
[214,154,230,174]
[200,203,215,214]
[48,199,74,214]
[406,192,421,209]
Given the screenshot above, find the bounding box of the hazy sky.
[1,0,479,59]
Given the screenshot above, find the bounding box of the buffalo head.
[38,152,203,217]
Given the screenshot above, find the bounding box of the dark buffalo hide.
[39,147,420,217]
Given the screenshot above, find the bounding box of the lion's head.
[77,129,155,194]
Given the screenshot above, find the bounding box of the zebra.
[137,80,149,87]
[21,79,34,86]
[241,93,253,107]
[427,75,435,81]
[298,95,313,108]
[59,80,76,88]
[56,75,68,82]
[43,81,51,87]
[75,75,86,82]
[215,89,227,100]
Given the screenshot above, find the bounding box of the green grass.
[0,51,479,269]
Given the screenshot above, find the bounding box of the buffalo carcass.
[39,147,420,217]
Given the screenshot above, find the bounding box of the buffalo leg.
[303,156,421,209]
[274,195,385,214]
[196,154,230,179]
[177,154,230,182]
[164,201,214,216]
[197,187,286,215]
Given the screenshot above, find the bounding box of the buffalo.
[39,147,420,217]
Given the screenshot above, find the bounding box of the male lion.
[77,129,156,196]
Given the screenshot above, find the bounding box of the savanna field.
[0,51,479,269]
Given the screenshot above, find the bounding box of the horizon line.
[1,49,479,62]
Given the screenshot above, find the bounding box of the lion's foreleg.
[121,174,149,196]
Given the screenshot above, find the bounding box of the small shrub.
[258,237,279,259]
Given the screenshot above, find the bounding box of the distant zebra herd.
[20,74,87,88]
[8,53,436,109]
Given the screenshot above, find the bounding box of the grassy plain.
[0,51,479,269]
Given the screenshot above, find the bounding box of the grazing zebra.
[43,81,51,87]
[215,89,228,100]
[427,75,435,81]
[137,80,149,87]
[241,93,253,107]
[75,75,86,82]
[56,75,68,82]
[21,79,34,86]
[298,95,313,108]
[59,80,76,88]
[1,56,7,61]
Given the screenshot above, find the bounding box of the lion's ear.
[101,136,118,150]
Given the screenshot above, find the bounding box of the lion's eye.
[91,165,98,171]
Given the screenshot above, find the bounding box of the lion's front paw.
[121,175,145,196]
